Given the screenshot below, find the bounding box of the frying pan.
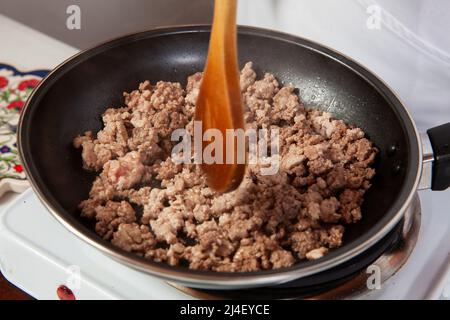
[18,26,450,289]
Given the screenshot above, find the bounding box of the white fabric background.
[237,0,450,131]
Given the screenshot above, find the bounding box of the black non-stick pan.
[18,26,450,289]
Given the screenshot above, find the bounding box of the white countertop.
[0,14,78,71]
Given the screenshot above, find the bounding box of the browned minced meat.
[74,62,378,272]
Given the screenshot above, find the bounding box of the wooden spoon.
[195,0,246,192]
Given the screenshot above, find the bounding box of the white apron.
[237,0,450,131]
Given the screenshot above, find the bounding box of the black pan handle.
[426,123,450,191]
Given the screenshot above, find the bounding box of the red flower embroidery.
[7,100,25,111]
[18,79,40,91]
[14,164,23,173]
[0,76,8,89]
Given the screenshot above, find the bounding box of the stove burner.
[169,195,421,299]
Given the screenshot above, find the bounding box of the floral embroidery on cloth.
[0,64,48,180]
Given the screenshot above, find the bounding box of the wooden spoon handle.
[207,0,243,133]
[195,0,246,192]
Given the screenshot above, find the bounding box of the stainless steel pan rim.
[18,25,422,289]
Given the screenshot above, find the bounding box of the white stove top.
[0,189,192,300]
[0,188,448,300]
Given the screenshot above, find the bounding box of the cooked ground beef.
[74,62,378,272]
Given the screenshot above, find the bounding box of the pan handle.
[419,123,450,191]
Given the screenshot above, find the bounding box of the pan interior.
[20,27,418,279]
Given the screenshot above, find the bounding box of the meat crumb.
[306,247,329,260]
